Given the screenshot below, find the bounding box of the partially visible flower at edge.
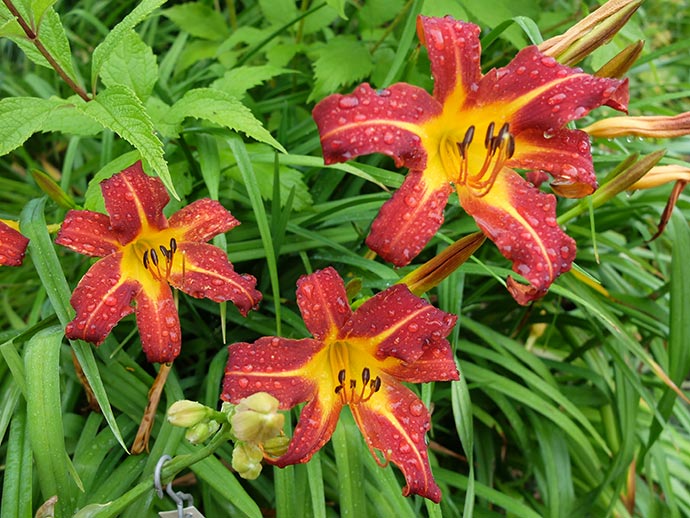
[223,267,459,502]
[0,219,29,266]
[56,161,262,363]
[312,15,628,304]
[583,111,690,139]
[628,165,690,240]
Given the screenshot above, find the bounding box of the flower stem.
[2,0,90,101]
[87,425,234,518]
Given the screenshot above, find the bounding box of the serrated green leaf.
[41,100,104,136]
[91,0,166,87]
[30,0,56,26]
[228,156,313,211]
[325,0,346,19]
[6,8,79,83]
[309,36,373,101]
[357,0,404,29]
[162,2,229,40]
[0,3,24,37]
[163,88,286,152]
[0,97,57,156]
[79,84,176,198]
[210,65,293,98]
[258,0,297,27]
[100,30,158,101]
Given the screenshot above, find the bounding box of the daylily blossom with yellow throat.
[223,267,458,502]
[0,219,29,266]
[313,16,629,304]
[56,161,261,363]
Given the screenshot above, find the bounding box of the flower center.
[140,237,179,282]
[442,121,515,197]
[333,366,382,405]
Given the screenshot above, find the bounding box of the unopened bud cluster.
[166,392,288,480]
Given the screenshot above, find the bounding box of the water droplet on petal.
[238,377,249,388]
[409,401,424,417]
[541,56,557,67]
[383,132,395,144]
[338,96,359,109]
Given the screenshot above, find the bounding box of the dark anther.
[484,122,495,149]
[459,125,475,158]
[361,367,371,385]
[506,135,516,159]
[335,385,343,395]
[169,237,177,254]
[159,245,170,260]
[338,369,346,384]
[142,250,150,269]
[497,122,510,141]
[372,376,382,392]
[350,379,357,390]
[150,248,159,267]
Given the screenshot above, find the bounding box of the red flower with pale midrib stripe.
[56,161,261,363]
[313,15,629,304]
[223,267,458,502]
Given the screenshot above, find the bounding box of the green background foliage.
[1,0,689,516]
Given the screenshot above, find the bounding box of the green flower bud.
[231,392,284,443]
[185,420,220,444]
[262,435,290,458]
[167,400,212,428]
[232,442,264,480]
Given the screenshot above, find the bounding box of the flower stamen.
[457,121,515,198]
[334,367,382,405]
[141,238,178,281]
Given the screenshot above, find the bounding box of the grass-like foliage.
[1,0,689,517]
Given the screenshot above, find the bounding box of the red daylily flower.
[222,267,458,502]
[0,220,29,266]
[56,161,261,363]
[312,15,629,304]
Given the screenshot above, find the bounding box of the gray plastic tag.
[159,506,205,518]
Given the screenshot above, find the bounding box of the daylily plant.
[313,15,629,304]
[223,267,459,502]
[56,161,261,363]
[0,219,29,266]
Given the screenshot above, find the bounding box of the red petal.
[458,169,576,305]
[366,171,451,267]
[296,267,352,341]
[55,210,121,257]
[223,336,341,466]
[134,282,181,363]
[313,83,440,169]
[169,242,261,316]
[272,397,342,466]
[351,380,442,503]
[343,284,457,364]
[222,337,324,407]
[64,253,138,345]
[0,221,29,266]
[474,47,628,133]
[168,198,240,242]
[385,340,459,383]
[510,128,597,198]
[101,161,169,245]
[416,16,482,109]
